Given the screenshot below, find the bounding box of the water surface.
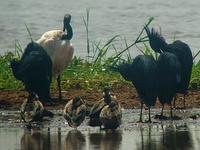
[1,109,200,150]
[0,0,200,60]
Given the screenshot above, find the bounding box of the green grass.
[0,52,23,89]
[0,16,199,91]
[0,52,127,90]
[191,61,200,89]
[1,41,200,91]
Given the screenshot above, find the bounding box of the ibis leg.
[173,95,177,109]
[170,103,173,119]
[161,104,164,117]
[183,94,186,109]
[139,101,143,122]
[148,106,151,123]
[57,75,62,100]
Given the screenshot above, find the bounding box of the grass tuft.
[0,16,199,91]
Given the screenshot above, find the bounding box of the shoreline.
[0,83,200,111]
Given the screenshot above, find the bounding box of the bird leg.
[148,106,151,123]
[139,101,143,122]
[170,103,173,119]
[173,95,177,109]
[183,94,186,109]
[161,104,164,117]
[57,75,62,100]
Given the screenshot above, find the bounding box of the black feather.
[117,55,158,107]
[166,41,193,94]
[146,27,193,95]
[10,42,52,103]
[145,26,167,53]
[157,52,181,105]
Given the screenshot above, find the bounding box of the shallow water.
[0,0,200,60]
[1,109,200,150]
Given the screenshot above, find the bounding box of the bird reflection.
[89,131,122,150]
[21,129,46,150]
[64,130,86,150]
[137,123,192,150]
[20,128,58,150]
[138,125,158,150]
[162,124,192,150]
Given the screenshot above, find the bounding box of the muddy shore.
[0,83,200,111]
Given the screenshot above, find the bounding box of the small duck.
[20,92,44,123]
[88,87,116,128]
[63,97,87,128]
[100,100,122,130]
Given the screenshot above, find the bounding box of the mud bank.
[0,84,200,111]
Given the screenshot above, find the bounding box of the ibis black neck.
[62,24,73,40]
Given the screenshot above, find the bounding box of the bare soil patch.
[0,83,200,111]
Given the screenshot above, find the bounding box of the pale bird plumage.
[36,14,74,99]
[37,30,74,76]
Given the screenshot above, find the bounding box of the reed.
[0,16,199,90]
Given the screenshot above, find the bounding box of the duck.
[100,100,122,130]
[88,87,116,127]
[37,14,74,100]
[20,92,45,122]
[20,92,54,123]
[63,97,86,128]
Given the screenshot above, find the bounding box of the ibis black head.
[62,14,73,40]
[64,14,71,25]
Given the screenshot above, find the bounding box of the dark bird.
[88,87,116,128]
[63,97,87,128]
[37,14,74,100]
[11,42,52,104]
[20,92,54,123]
[100,100,122,130]
[115,55,158,122]
[145,27,193,108]
[157,52,181,118]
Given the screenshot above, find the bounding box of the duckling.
[88,87,116,127]
[20,93,44,123]
[100,101,122,130]
[63,97,87,128]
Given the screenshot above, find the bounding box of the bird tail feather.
[145,26,167,53]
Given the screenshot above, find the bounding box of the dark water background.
[0,0,200,60]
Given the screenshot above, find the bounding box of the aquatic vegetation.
[0,17,199,91]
